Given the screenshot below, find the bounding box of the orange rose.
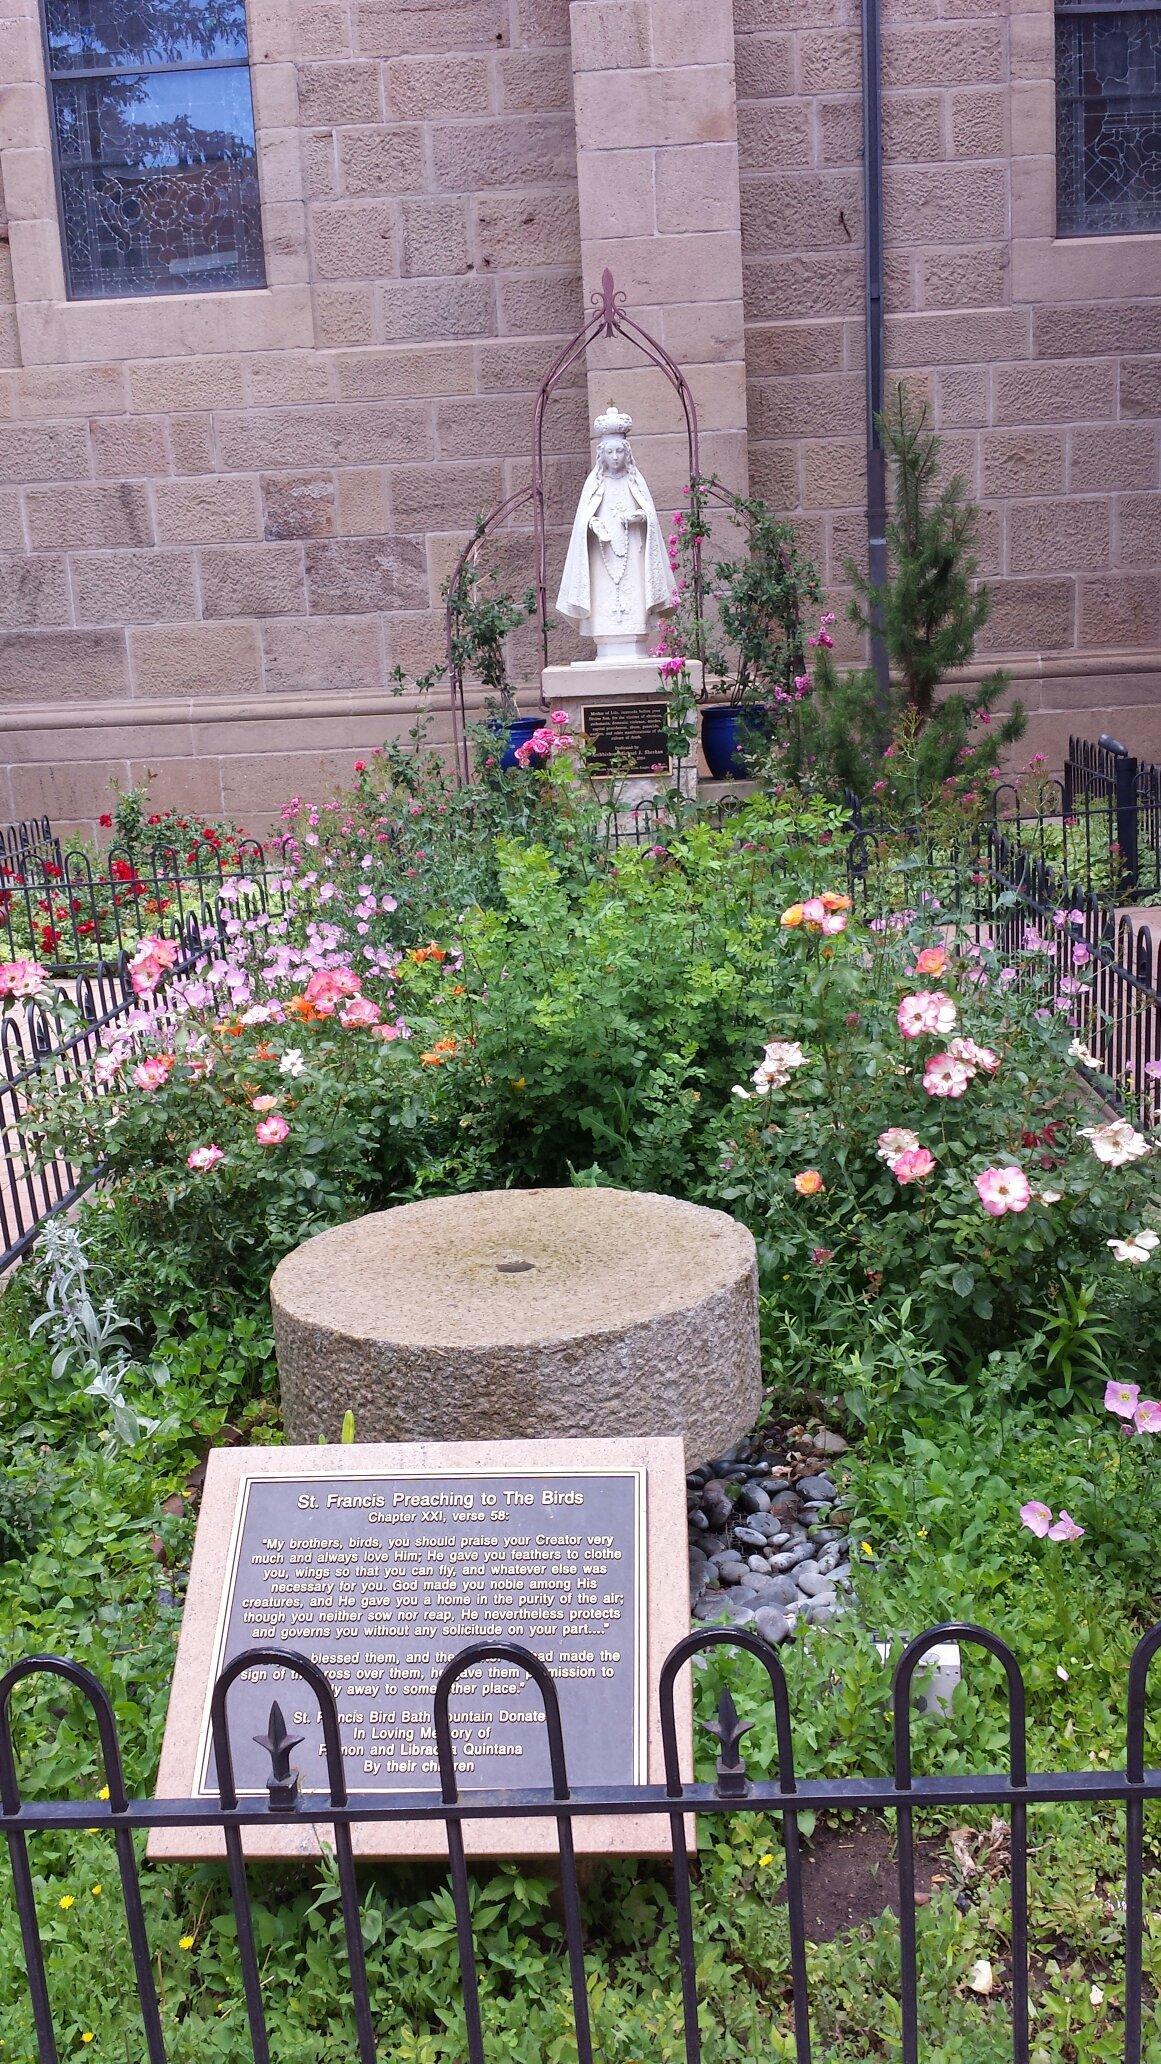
[793,1169,825,1197]
[781,903,805,929]
[821,891,852,913]
[913,946,948,977]
[419,1036,459,1067]
[285,994,320,1022]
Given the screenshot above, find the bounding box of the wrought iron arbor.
[444,269,705,784]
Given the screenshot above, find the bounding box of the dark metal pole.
[861,0,890,709]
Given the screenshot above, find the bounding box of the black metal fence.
[846,810,1161,1134]
[988,829,1161,1131]
[0,920,217,1269]
[4,1623,1161,2063]
[0,835,292,976]
[992,733,1161,905]
[0,844,295,1270]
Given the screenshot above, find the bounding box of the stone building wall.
[734,0,1161,769]
[0,0,1159,831]
[0,0,585,829]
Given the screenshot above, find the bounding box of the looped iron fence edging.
[6,1626,1161,2063]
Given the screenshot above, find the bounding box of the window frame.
[1010,0,1160,302]
[1054,0,1161,240]
[0,0,311,364]
[37,0,267,302]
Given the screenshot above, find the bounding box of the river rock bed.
[686,1429,853,1643]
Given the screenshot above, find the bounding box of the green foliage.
[703,888,1157,1394]
[446,547,537,714]
[8,769,1161,2060]
[803,388,1026,816]
[41,796,844,1302]
[667,479,822,715]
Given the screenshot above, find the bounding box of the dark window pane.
[44,0,248,72]
[52,68,265,295]
[1056,7,1161,235]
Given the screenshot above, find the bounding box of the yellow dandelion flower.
[758,1853,775,1869]
[179,1935,196,1952]
[82,2035,94,2045]
[97,1786,110,1802]
[90,1884,103,1897]
[860,1541,874,1558]
[59,1894,75,1910]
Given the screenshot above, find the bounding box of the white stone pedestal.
[543,659,703,802]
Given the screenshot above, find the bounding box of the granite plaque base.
[150,1436,691,1860]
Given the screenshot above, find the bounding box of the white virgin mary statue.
[556,405,679,663]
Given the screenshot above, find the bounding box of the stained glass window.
[1056,2,1161,236]
[41,0,265,297]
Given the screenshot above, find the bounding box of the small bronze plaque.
[583,701,670,774]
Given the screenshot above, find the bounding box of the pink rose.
[304,967,362,1013]
[256,1112,290,1145]
[923,1052,971,1099]
[0,957,47,998]
[890,1146,936,1184]
[340,995,381,1028]
[897,990,957,1040]
[128,934,179,998]
[1134,1398,1161,1434]
[251,1094,279,1113]
[131,1055,173,1093]
[877,1127,919,1162]
[948,1036,1000,1076]
[187,1143,225,1172]
[975,1166,1031,1216]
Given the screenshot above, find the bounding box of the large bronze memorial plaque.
[151,1436,690,1859]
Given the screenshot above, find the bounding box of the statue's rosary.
[596,479,635,623]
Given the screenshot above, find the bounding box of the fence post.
[1100,734,1140,897]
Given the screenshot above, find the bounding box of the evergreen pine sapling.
[806,386,1025,819]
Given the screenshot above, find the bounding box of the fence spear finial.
[254,1700,303,1811]
[702,1686,753,1797]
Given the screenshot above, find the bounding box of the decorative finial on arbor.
[254,1701,303,1811]
[702,1687,754,1798]
[597,267,619,336]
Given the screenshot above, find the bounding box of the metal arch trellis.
[444,268,708,786]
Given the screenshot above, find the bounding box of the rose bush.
[704,885,1160,1395]
[38,778,1160,1416]
[41,796,842,1301]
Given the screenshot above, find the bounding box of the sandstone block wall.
[0,0,1158,832]
[0,0,586,828]
[734,0,1161,769]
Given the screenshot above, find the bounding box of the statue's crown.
[593,404,632,437]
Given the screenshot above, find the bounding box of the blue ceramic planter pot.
[497,716,541,769]
[701,704,772,780]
